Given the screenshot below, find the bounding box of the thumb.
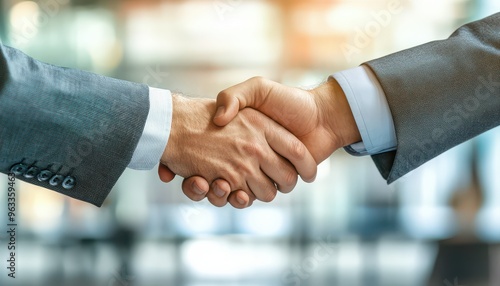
[213,89,242,126]
[158,163,176,182]
[214,78,307,133]
[213,77,270,126]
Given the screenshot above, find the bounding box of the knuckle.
[225,171,246,191]
[248,76,272,92]
[250,76,273,92]
[242,140,264,157]
[282,171,298,191]
[260,188,277,203]
[217,89,230,99]
[225,173,239,187]
[249,76,265,84]
[289,140,307,161]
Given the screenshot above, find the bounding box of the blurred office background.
[0,0,499,285]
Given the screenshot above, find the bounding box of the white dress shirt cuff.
[331,65,397,156]
[128,87,172,170]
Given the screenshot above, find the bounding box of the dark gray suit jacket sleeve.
[364,13,500,183]
[0,44,150,206]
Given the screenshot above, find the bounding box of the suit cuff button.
[62,176,76,189]
[37,170,53,182]
[49,174,65,186]
[10,163,28,176]
[23,166,40,179]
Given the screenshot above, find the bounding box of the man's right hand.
[214,77,360,163]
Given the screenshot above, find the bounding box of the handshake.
[158,77,361,209]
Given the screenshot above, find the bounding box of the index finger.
[264,119,317,183]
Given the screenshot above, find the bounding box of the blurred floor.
[1,236,437,286]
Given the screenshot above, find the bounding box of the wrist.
[313,79,361,148]
[161,94,216,175]
[162,93,184,166]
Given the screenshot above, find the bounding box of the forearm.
[366,12,500,182]
[0,44,150,206]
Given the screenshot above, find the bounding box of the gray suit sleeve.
[0,44,150,206]
[364,13,500,183]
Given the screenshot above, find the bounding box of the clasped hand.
[158,77,361,208]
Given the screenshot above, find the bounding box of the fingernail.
[214,186,225,198]
[214,106,225,118]
[236,195,246,205]
[193,183,205,195]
